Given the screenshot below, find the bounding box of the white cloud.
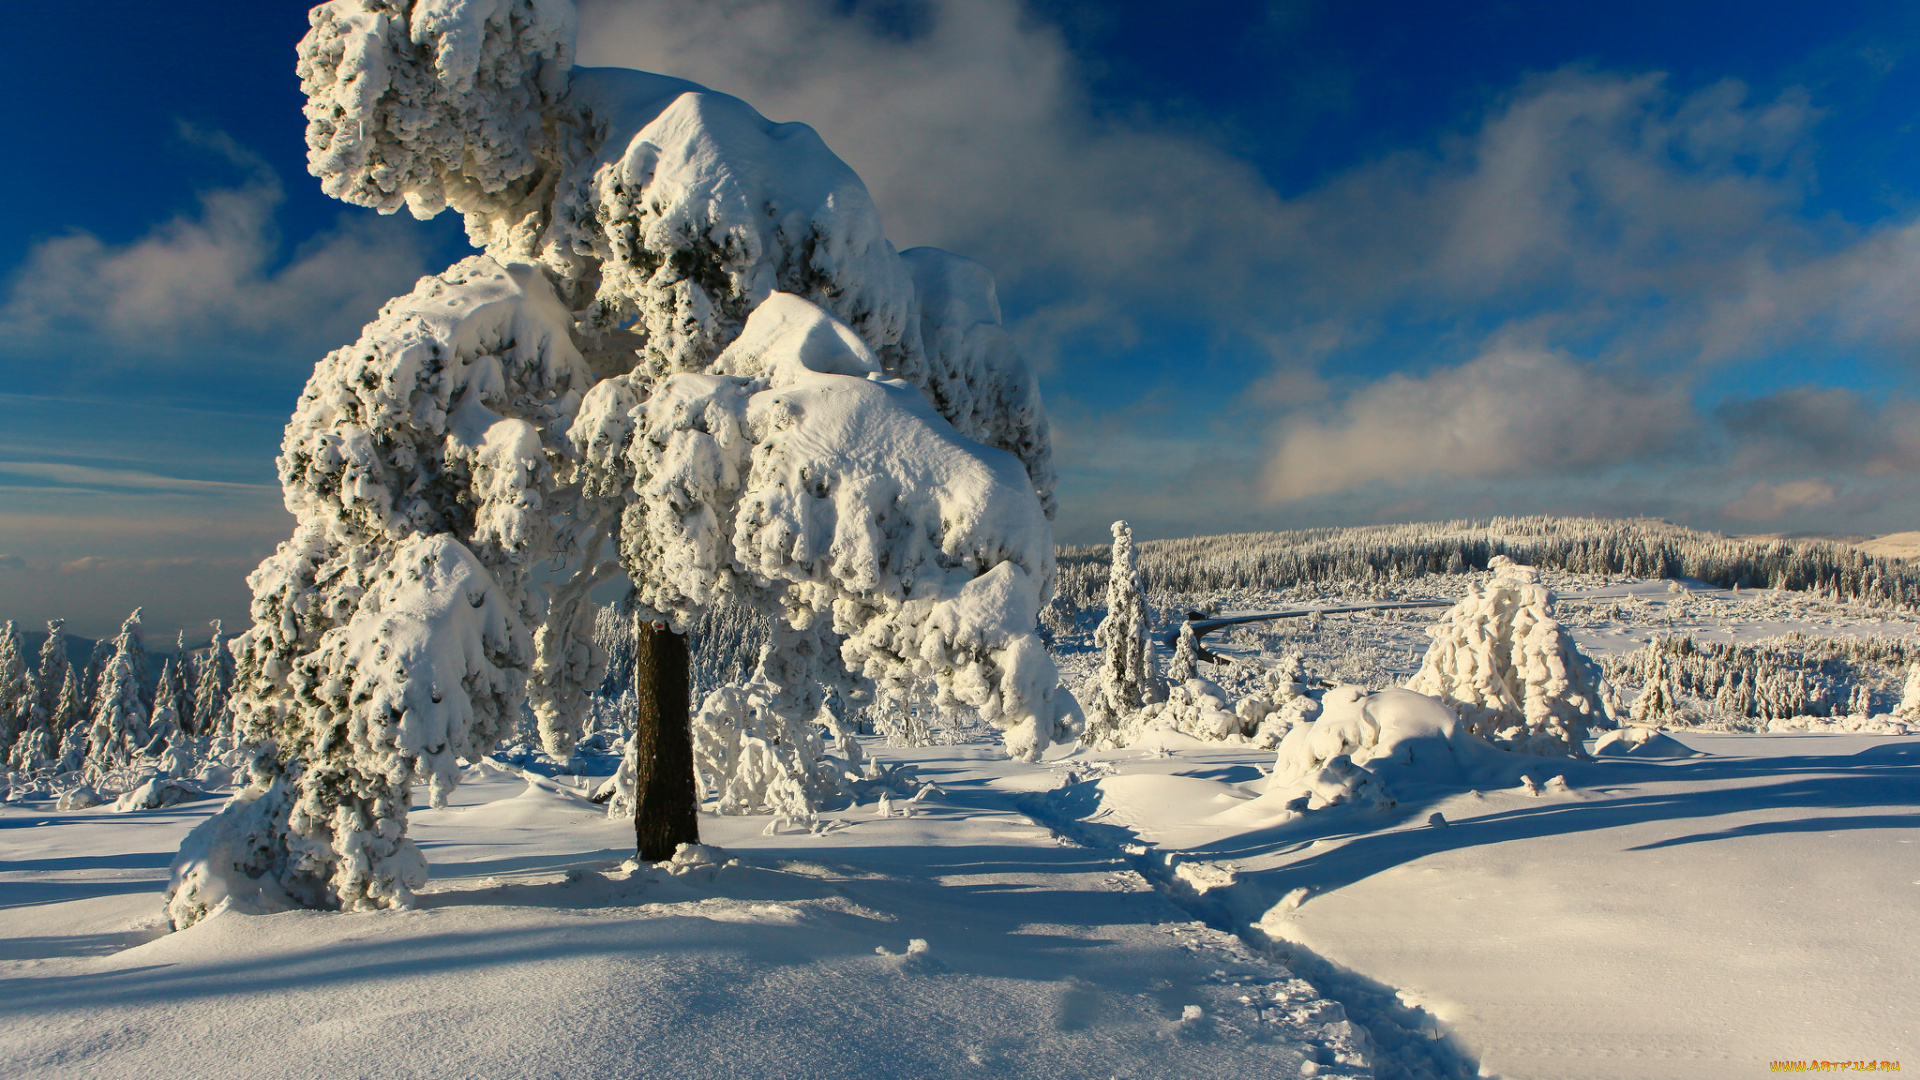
[1721,478,1840,522]
[0,460,277,496]
[0,129,431,361]
[1261,347,1692,500]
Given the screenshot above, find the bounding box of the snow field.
[3,749,1383,1080]
[1034,731,1920,1080]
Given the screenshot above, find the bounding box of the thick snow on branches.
[170,0,1069,927]
[1082,521,1159,749]
[1406,557,1609,756]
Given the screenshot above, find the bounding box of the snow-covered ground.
[2,750,1400,1080]
[1036,729,1919,1079]
[4,575,1915,1079]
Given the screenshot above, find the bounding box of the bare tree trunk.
[632,617,699,861]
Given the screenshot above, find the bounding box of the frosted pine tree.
[33,621,71,735]
[1406,557,1608,756]
[1896,663,1920,721]
[1630,675,1676,726]
[1082,520,1160,749]
[0,622,26,758]
[1169,621,1202,684]
[87,611,152,780]
[146,659,187,768]
[54,667,91,776]
[191,621,233,741]
[169,0,1072,929]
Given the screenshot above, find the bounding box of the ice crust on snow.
[177,0,1068,926]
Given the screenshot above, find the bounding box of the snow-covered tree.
[1082,520,1159,748]
[169,0,1071,929]
[146,659,187,764]
[87,610,152,777]
[0,621,27,758]
[1897,664,1920,721]
[1406,557,1608,756]
[191,620,233,740]
[33,620,71,731]
[1168,621,1202,684]
[53,667,90,776]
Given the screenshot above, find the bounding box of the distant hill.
[1053,515,1920,613]
[1857,532,1920,561]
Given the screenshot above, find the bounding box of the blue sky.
[3,0,1920,640]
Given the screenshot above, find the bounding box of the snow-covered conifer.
[0,622,26,757]
[147,659,188,765]
[34,620,71,729]
[191,621,233,739]
[7,706,54,777]
[87,611,152,778]
[1082,521,1159,748]
[1630,676,1675,726]
[170,0,1070,929]
[54,667,90,776]
[1169,622,1202,684]
[1896,664,1920,721]
[1406,557,1608,756]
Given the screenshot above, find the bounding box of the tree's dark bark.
[632,618,700,861]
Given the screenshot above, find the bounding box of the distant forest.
[1052,516,1918,616]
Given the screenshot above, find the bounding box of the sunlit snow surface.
[1,751,1380,1080]
[4,578,1916,1080]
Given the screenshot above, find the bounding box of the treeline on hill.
[1602,632,1918,726]
[2,613,238,802]
[589,594,771,725]
[1049,516,1916,624]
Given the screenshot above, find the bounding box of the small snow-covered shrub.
[1406,557,1608,756]
[1264,687,1504,814]
[113,776,206,813]
[1897,664,1920,721]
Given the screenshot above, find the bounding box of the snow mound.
[1764,714,1915,736]
[1230,688,1508,820]
[112,776,208,812]
[56,784,101,811]
[1593,726,1701,757]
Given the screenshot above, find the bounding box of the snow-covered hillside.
[5,544,1917,1078]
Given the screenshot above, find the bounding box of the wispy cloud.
[1262,347,1693,500]
[0,126,431,363]
[0,460,278,496]
[1721,478,1841,522]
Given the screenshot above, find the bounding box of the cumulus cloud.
[1721,478,1841,522]
[0,128,432,360]
[1262,348,1692,500]
[575,0,1288,339]
[1716,387,1920,474]
[575,1,1920,522]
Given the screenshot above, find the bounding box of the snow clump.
[1406,557,1610,756]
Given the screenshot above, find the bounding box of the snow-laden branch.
[570,292,1075,760]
